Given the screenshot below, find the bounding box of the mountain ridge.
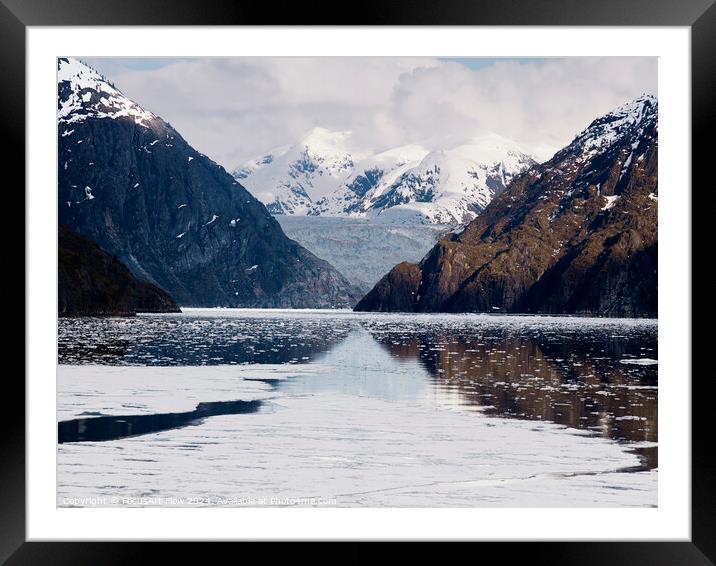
[58,57,360,308]
[355,94,658,317]
[234,130,537,225]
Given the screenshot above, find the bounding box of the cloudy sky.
[84,57,657,167]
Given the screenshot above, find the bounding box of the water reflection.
[59,311,657,466]
[281,330,429,401]
[59,399,262,443]
[58,314,353,366]
[366,327,657,446]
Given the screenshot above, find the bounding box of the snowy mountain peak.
[298,127,352,154]
[357,137,537,224]
[232,152,281,180]
[294,127,358,178]
[235,127,537,225]
[57,57,156,128]
[370,144,430,166]
[233,127,362,215]
[570,94,657,158]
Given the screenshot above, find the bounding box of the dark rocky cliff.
[58,58,359,308]
[59,224,180,317]
[356,95,658,317]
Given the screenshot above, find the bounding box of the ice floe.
[57,361,656,508]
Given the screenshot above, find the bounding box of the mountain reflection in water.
[367,329,657,446]
[59,311,657,467]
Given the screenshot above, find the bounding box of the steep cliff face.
[58,58,359,308]
[59,225,180,317]
[356,95,658,317]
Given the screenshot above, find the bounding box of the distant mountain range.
[355,95,658,317]
[233,129,537,225]
[58,58,359,309]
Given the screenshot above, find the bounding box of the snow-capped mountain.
[569,94,657,160]
[232,152,282,180]
[232,127,362,215]
[355,136,537,225]
[540,93,658,211]
[356,94,658,316]
[57,58,360,308]
[310,144,430,216]
[58,57,156,127]
[234,131,537,225]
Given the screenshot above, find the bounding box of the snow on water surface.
[57,364,324,421]
[57,311,657,507]
[58,366,655,508]
[620,358,658,366]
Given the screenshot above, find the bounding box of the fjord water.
[58,309,657,507]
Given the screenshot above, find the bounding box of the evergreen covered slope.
[355,95,658,317]
[59,225,180,317]
[58,58,359,308]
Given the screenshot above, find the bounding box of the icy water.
[57,309,657,507]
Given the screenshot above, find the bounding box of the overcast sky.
[84,57,657,167]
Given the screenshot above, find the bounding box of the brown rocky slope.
[355,95,658,317]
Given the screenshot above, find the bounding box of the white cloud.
[85,56,656,167]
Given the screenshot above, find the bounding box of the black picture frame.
[5,0,710,562]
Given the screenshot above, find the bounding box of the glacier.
[276,216,450,294]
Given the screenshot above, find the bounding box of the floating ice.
[57,364,656,508]
[57,312,657,508]
[620,358,658,366]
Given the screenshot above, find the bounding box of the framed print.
[5,0,712,562]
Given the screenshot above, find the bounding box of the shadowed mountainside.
[59,224,180,317]
[58,57,359,308]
